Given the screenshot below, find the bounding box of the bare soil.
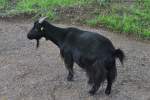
[0,18,150,100]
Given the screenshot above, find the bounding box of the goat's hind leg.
[88,77,94,85]
[89,79,101,95]
[87,70,94,85]
[89,72,106,95]
[89,64,106,95]
[105,63,117,95]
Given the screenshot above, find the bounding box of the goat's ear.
[39,17,48,23]
[41,27,44,31]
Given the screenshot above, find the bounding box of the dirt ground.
[0,18,150,100]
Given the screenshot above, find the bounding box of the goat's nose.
[27,34,32,40]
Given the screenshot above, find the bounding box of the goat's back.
[63,28,115,59]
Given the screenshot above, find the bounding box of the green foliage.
[0,0,8,10]
[86,0,150,39]
[95,0,110,6]
[15,0,87,19]
[0,0,149,39]
[16,0,85,10]
[86,18,99,27]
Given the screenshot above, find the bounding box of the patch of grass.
[95,0,111,6]
[15,0,87,19]
[0,0,8,10]
[86,0,150,39]
[0,0,149,39]
[1,0,88,19]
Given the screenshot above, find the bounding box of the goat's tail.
[114,49,125,65]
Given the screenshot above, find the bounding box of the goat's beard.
[36,39,40,48]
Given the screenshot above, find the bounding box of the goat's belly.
[72,53,81,66]
[72,48,96,68]
[73,54,95,69]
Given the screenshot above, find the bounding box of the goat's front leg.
[66,65,74,81]
[63,53,74,81]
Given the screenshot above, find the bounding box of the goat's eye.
[41,27,44,31]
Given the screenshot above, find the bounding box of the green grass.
[16,0,85,12]
[0,0,8,10]
[15,0,87,19]
[86,0,150,39]
[87,14,144,35]
[0,0,150,39]
[1,0,88,19]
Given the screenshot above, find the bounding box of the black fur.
[27,20,125,95]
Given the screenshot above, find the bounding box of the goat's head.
[27,17,47,48]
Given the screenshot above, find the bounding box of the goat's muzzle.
[27,34,31,40]
[27,33,40,48]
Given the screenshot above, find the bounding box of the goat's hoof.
[67,76,73,81]
[88,90,96,96]
[105,90,111,95]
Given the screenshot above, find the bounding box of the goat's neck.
[44,23,67,47]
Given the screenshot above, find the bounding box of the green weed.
[0,0,149,39]
[0,0,8,10]
[15,0,87,19]
[86,0,150,39]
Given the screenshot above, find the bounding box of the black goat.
[27,17,125,95]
